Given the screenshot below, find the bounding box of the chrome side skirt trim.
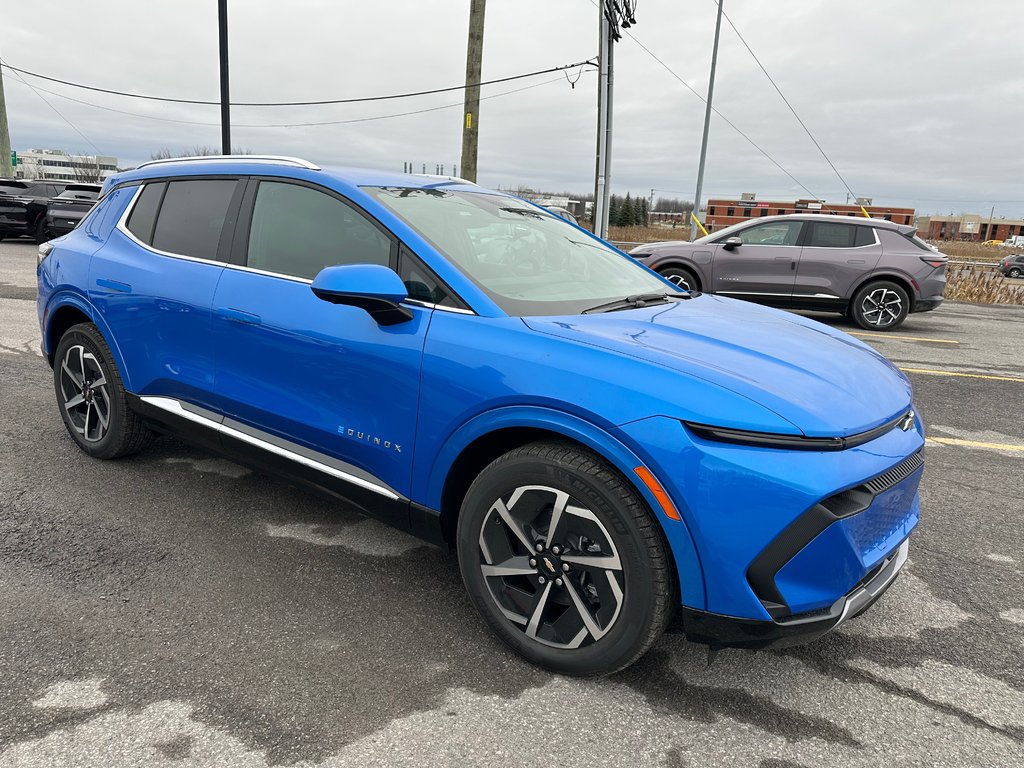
[139,396,400,501]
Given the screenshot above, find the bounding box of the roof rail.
[135,155,321,171]
[418,174,478,188]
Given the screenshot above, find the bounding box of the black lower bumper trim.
[674,539,909,649]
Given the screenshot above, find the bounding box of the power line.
[593,4,829,205]
[0,71,583,129]
[0,57,101,155]
[715,2,858,201]
[0,59,595,107]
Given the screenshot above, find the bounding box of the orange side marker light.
[634,466,681,521]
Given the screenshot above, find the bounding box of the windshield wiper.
[499,206,545,218]
[582,291,689,314]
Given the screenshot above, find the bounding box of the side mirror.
[311,264,412,326]
[722,236,743,251]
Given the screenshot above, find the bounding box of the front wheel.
[850,280,910,331]
[53,323,154,459]
[658,266,699,292]
[457,441,676,677]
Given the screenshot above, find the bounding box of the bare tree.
[57,154,103,184]
[149,146,254,160]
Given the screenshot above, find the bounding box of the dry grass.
[929,241,1008,263]
[945,268,1024,305]
[608,225,686,245]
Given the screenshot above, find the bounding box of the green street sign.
[9,151,15,166]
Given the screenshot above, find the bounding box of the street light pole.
[218,0,231,155]
[690,0,724,240]
[593,5,613,238]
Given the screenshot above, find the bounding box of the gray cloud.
[3,0,1022,216]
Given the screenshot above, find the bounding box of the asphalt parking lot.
[1,237,1022,767]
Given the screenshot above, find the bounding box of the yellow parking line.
[850,332,959,344]
[928,436,1024,452]
[899,367,1024,383]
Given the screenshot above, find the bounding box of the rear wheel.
[53,323,154,459]
[1010,267,1022,278]
[658,266,699,291]
[34,218,49,245]
[850,280,910,331]
[457,440,675,677]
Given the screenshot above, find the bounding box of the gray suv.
[629,215,947,330]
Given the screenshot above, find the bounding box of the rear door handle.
[215,307,262,325]
[96,278,131,293]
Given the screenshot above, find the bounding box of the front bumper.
[674,538,909,648]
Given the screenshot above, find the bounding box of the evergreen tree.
[637,196,649,226]
[618,193,634,227]
[607,194,621,228]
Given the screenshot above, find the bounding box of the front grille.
[864,452,924,495]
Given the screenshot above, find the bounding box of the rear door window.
[806,222,863,248]
[151,179,239,261]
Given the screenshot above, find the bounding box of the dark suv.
[0,179,70,242]
[629,215,948,330]
[999,254,1024,278]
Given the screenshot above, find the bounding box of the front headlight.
[684,410,914,451]
[38,242,54,267]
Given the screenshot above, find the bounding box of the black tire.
[1010,267,1022,279]
[658,266,700,291]
[53,323,154,459]
[850,280,910,331]
[457,440,676,677]
[34,218,50,245]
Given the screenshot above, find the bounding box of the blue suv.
[37,156,923,676]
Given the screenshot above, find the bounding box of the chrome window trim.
[136,155,320,171]
[115,179,482,310]
[139,396,400,500]
[403,298,476,315]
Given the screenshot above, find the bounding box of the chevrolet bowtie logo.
[542,557,556,574]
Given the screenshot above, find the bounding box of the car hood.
[523,295,912,437]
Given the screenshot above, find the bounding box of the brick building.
[914,214,1024,242]
[703,196,915,233]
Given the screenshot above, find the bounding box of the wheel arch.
[850,272,916,310]
[44,293,132,390]
[423,406,706,609]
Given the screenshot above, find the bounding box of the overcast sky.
[3,1,1023,217]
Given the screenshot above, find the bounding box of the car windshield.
[367,187,674,316]
[0,182,27,196]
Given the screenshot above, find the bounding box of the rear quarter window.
[126,182,166,244]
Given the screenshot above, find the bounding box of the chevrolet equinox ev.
[37,156,924,675]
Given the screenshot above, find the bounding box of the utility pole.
[690,0,724,240]
[593,5,616,239]
[0,47,12,178]
[218,0,231,155]
[460,0,486,183]
[985,204,995,241]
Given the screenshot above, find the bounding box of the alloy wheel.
[861,287,903,328]
[59,344,111,443]
[477,484,624,649]
[665,273,692,290]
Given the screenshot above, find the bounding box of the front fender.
[419,404,707,610]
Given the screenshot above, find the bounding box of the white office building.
[14,148,118,182]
